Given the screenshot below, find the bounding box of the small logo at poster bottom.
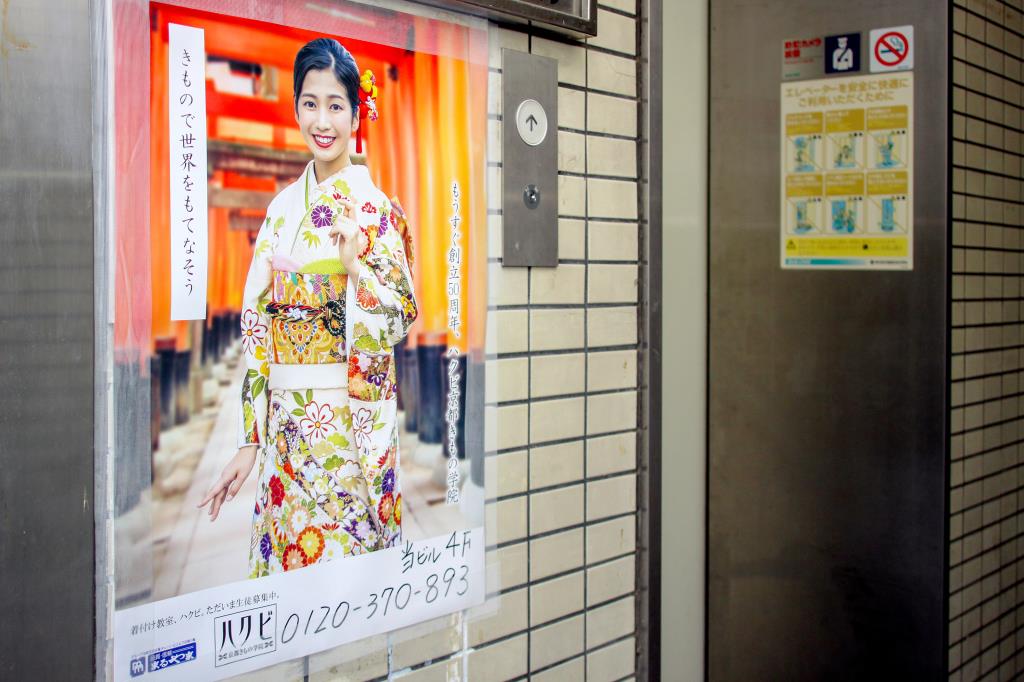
[129,657,146,677]
[147,641,197,673]
[214,604,277,667]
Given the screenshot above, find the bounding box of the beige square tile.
[487,164,502,212]
[530,484,585,534]
[489,495,527,544]
[586,473,636,521]
[393,657,462,682]
[599,0,635,16]
[588,263,638,303]
[587,432,636,476]
[588,178,638,219]
[559,130,586,173]
[588,9,636,55]
[485,309,528,355]
[530,655,585,682]
[531,396,586,443]
[587,135,638,178]
[488,214,502,259]
[307,635,387,681]
[532,37,586,86]
[587,50,636,96]
[236,660,305,681]
[485,357,528,403]
[487,119,501,163]
[531,527,585,580]
[468,588,528,646]
[466,633,528,681]
[586,596,635,647]
[488,262,528,306]
[531,353,586,398]
[587,515,636,563]
[559,219,586,259]
[587,555,635,606]
[489,27,529,68]
[531,309,585,351]
[530,440,585,488]
[560,174,587,216]
[588,221,638,261]
[586,637,636,682]
[587,391,637,434]
[485,449,527,497]
[531,570,585,626]
[391,614,461,669]
[488,71,502,116]
[559,86,586,130]
[491,540,528,591]
[587,92,637,137]
[530,614,585,670]
[484,403,527,451]
[587,350,637,391]
[587,306,637,347]
[531,264,586,304]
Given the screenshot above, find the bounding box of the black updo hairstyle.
[293,38,361,118]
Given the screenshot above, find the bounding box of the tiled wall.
[277,3,645,680]
[469,2,643,677]
[951,1,1024,679]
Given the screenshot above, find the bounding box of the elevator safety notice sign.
[780,72,913,269]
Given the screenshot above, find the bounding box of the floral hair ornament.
[355,69,379,154]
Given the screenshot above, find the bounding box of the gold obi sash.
[265,270,348,389]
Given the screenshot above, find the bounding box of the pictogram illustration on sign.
[825,33,861,74]
[780,73,914,270]
[870,25,913,73]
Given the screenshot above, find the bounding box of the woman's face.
[295,67,358,174]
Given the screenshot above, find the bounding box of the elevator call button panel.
[502,49,558,267]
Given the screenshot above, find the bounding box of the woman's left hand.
[329,197,365,278]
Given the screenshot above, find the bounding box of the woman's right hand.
[197,445,258,522]
[328,197,365,279]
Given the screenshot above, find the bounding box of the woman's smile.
[313,133,336,149]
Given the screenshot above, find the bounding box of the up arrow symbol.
[526,114,538,131]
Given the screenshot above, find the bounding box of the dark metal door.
[708,1,948,678]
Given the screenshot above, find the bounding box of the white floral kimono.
[237,162,417,577]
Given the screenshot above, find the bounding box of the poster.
[111,2,489,679]
[780,72,913,269]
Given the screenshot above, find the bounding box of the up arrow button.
[516,99,548,147]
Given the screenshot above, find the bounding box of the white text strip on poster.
[780,73,913,270]
[113,528,485,680]
[169,24,209,319]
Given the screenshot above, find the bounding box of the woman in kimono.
[198,38,417,577]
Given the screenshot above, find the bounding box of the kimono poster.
[111,3,490,679]
[780,73,914,269]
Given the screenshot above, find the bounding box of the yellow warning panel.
[867,170,908,195]
[867,105,908,130]
[786,111,824,135]
[825,108,865,132]
[825,172,865,196]
[784,236,908,258]
[786,174,823,197]
[780,72,913,269]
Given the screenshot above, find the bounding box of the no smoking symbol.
[875,31,908,66]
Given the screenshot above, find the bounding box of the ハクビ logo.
[214,605,277,667]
